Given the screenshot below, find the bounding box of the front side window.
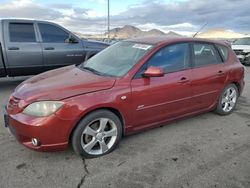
[9,23,36,42]
[39,23,69,43]
[80,41,153,77]
[147,43,190,73]
[193,43,222,67]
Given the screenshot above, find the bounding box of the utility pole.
[107,0,110,42]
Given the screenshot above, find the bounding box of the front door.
[130,43,193,130]
[37,22,85,71]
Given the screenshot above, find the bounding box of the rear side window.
[39,23,69,43]
[147,43,190,73]
[9,23,36,42]
[193,43,222,67]
[216,44,229,61]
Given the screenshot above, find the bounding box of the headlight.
[23,101,64,117]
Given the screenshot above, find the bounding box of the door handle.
[178,77,189,83]
[8,47,19,50]
[44,47,55,50]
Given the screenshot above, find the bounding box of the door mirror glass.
[143,66,164,77]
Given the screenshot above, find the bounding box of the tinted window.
[147,43,190,73]
[9,23,36,42]
[216,44,229,61]
[39,23,69,43]
[193,43,222,67]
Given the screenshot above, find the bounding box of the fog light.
[31,138,40,146]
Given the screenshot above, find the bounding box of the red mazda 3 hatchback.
[3,37,244,158]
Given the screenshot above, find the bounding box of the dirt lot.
[0,68,249,188]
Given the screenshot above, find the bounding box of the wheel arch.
[231,81,241,93]
[221,81,241,97]
[69,107,125,143]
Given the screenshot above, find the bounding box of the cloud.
[0,0,62,20]
[0,0,106,33]
[111,0,250,33]
[88,0,107,4]
[137,22,197,33]
[0,0,249,34]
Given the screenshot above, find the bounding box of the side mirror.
[143,66,164,77]
[65,36,78,44]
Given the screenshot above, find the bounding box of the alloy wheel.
[221,87,237,113]
[80,118,118,155]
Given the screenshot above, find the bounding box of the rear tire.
[215,84,238,115]
[71,110,122,158]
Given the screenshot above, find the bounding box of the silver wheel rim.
[80,118,118,155]
[221,87,237,113]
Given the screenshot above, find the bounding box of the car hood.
[232,45,250,51]
[82,39,109,50]
[13,65,116,102]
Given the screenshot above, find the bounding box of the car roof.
[126,36,229,47]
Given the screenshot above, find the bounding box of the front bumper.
[3,107,75,152]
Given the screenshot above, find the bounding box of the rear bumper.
[4,110,75,152]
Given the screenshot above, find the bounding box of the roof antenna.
[193,22,208,38]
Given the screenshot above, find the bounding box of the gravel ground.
[0,67,249,188]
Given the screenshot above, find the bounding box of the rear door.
[37,22,85,71]
[130,43,193,129]
[3,20,43,76]
[190,42,228,110]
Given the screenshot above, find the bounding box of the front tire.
[72,110,122,158]
[215,84,238,115]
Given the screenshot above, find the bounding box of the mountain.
[108,25,143,38]
[75,27,247,40]
[106,25,181,39]
[146,29,166,36]
[197,29,245,39]
[166,31,182,37]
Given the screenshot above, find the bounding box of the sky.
[0,0,249,35]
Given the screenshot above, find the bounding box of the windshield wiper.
[81,66,107,76]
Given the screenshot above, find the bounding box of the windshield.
[233,38,250,45]
[80,41,153,77]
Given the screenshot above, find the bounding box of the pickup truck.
[0,19,109,77]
